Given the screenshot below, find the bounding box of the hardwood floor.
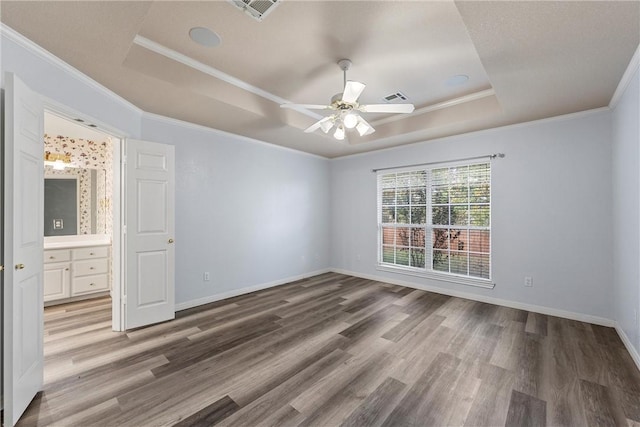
[19,273,640,426]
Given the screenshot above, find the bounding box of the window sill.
[376,264,495,289]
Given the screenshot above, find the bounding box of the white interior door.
[3,73,45,426]
[124,139,175,329]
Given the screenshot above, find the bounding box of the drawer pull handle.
[90,253,94,255]
[65,268,69,271]
[49,256,55,260]
[89,267,95,270]
[89,283,95,286]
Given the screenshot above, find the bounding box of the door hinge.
[122,155,127,165]
[122,295,127,305]
[0,265,4,272]
[123,225,127,234]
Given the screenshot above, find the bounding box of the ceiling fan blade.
[341,81,366,103]
[319,119,334,134]
[281,104,332,110]
[356,116,375,136]
[359,103,415,114]
[304,116,334,133]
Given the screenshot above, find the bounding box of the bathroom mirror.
[44,166,109,236]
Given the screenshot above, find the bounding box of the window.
[378,162,491,282]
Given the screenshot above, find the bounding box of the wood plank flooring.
[18,273,640,426]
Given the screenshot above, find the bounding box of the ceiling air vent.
[383,92,408,103]
[228,0,280,21]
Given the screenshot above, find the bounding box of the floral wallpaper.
[44,134,113,236]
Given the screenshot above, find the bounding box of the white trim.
[330,268,615,327]
[42,102,127,332]
[2,23,326,159]
[334,107,610,161]
[371,89,496,127]
[133,35,322,121]
[615,323,640,372]
[376,265,494,289]
[112,138,123,332]
[610,44,640,109]
[1,24,142,115]
[142,112,329,161]
[175,268,332,311]
[43,97,134,139]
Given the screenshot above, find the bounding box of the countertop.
[44,234,111,249]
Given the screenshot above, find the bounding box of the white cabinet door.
[44,262,71,301]
[3,73,45,426]
[124,139,175,329]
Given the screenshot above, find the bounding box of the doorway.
[42,108,124,332]
[4,73,176,426]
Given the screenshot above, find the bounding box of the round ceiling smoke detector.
[445,74,469,86]
[189,27,221,47]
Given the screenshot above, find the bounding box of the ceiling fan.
[281,59,415,141]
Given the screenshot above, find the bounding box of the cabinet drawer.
[73,246,109,260]
[73,259,108,277]
[72,274,109,295]
[44,249,71,263]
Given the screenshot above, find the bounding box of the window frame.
[376,161,494,289]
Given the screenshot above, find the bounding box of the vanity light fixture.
[44,152,72,170]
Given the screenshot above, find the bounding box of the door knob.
[15,264,25,270]
[168,238,174,244]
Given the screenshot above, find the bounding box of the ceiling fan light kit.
[281,59,415,142]
[343,112,358,129]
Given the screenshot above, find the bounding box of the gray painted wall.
[1,29,638,350]
[1,33,332,309]
[612,66,640,355]
[44,178,78,236]
[330,111,614,320]
[141,116,330,305]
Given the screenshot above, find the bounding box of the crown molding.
[133,35,322,121]
[610,44,640,109]
[334,106,610,161]
[42,96,133,139]
[1,23,143,115]
[142,111,329,160]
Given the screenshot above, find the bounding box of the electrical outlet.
[524,276,533,287]
[203,272,210,281]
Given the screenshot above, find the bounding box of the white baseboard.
[330,268,615,327]
[174,267,615,328]
[615,323,640,372]
[175,268,332,311]
[172,268,640,373]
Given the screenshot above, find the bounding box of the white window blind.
[377,162,491,281]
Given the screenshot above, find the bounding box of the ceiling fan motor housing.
[331,93,356,110]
